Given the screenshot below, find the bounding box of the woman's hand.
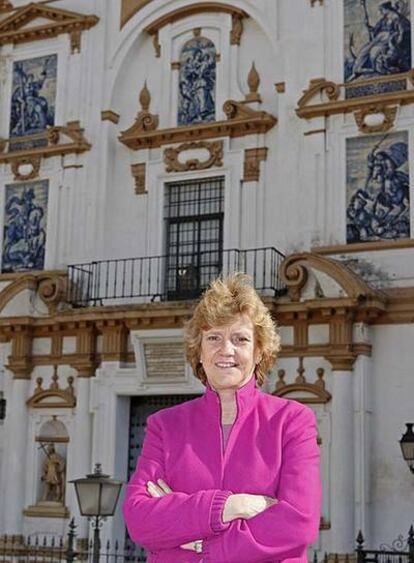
[146,479,201,553]
[222,493,278,522]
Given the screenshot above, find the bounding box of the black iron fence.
[67,247,286,307]
[356,527,414,563]
[0,520,145,563]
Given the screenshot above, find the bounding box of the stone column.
[1,326,33,534]
[2,377,31,534]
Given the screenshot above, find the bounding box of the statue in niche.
[178,37,216,125]
[41,443,66,503]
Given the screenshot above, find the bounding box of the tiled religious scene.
[9,54,57,150]
[346,131,410,243]
[344,0,411,97]
[2,180,48,272]
[178,37,216,125]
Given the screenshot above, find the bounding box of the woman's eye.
[207,335,219,341]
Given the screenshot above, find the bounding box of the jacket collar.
[203,374,259,420]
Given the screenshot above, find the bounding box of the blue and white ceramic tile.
[178,37,216,126]
[2,180,49,273]
[346,131,410,243]
[344,1,411,97]
[9,54,57,150]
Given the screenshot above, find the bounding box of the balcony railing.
[67,247,286,307]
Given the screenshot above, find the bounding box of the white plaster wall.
[370,325,414,546]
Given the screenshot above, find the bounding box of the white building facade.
[0,0,414,559]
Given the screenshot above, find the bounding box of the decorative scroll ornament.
[27,367,76,409]
[353,105,397,134]
[0,3,99,52]
[273,360,331,404]
[10,156,41,181]
[297,78,340,110]
[164,140,223,173]
[37,273,68,314]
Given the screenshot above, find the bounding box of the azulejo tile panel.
[2,180,49,273]
[178,37,216,126]
[9,54,57,151]
[346,131,410,244]
[344,0,411,98]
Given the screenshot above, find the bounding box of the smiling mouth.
[215,362,238,368]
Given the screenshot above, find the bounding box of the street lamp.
[70,463,123,563]
[400,423,414,474]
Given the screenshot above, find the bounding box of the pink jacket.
[123,377,321,562]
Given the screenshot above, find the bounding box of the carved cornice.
[143,3,248,35]
[296,73,414,122]
[0,3,99,52]
[164,140,223,173]
[27,367,76,408]
[0,122,91,175]
[119,100,277,151]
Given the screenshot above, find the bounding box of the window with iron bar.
[164,177,224,300]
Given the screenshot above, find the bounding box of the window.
[0,392,6,421]
[164,177,224,299]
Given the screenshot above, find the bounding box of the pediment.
[0,2,99,50]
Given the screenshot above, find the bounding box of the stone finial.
[50,366,59,390]
[295,357,306,384]
[245,62,262,103]
[139,81,151,112]
[276,369,286,391]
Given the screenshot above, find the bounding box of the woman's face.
[200,314,259,392]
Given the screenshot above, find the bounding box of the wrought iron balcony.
[67,247,286,307]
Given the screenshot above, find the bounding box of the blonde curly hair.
[184,273,281,387]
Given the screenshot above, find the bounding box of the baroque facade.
[0,0,414,559]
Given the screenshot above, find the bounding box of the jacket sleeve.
[123,413,232,552]
[202,406,321,563]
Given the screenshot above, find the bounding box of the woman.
[123,274,321,562]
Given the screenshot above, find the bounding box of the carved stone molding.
[121,0,152,28]
[164,140,223,173]
[353,105,397,134]
[71,323,97,377]
[296,73,414,120]
[312,238,414,254]
[101,110,120,124]
[0,3,99,52]
[0,1,13,14]
[27,367,76,408]
[230,12,243,45]
[131,163,147,194]
[0,121,91,176]
[144,3,248,37]
[11,156,41,181]
[120,99,277,151]
[96,319,128,363]
[243,147,268,182]
[273,361,331,404]
[5,324,33,379]
[275,82,286,94]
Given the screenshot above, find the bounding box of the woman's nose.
[219,338,234,354]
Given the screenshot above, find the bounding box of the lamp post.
[70,463,123,563]
[399,423,414,474]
